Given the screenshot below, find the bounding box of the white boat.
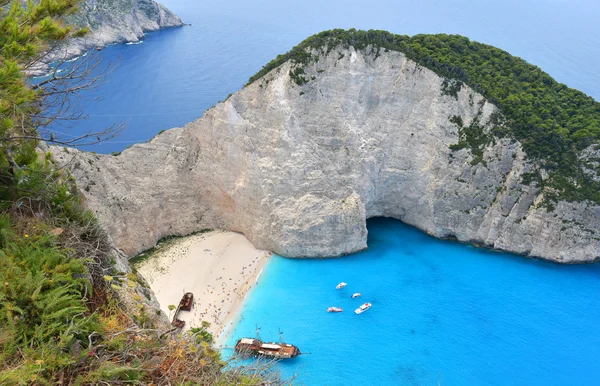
[354,302,372,314]
[336,282,347,290]
[351,292,362,299]
[327,307,343,313]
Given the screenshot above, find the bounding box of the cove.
[226,218,600,385]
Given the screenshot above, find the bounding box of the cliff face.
[52,46,600,263]
[60,0,182,58]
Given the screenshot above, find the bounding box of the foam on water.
[226,218,600,385]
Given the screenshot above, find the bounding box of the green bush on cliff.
[0,0,281,384]
[248,29,600,204]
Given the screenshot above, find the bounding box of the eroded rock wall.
[53,47,600,262]
[61,0,182,58]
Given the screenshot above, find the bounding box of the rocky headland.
[53,31,600,263]
[47,0,182,63]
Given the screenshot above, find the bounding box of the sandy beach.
[135,230,271,345]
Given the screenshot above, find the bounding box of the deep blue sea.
[226,218,600,385]
[52,0,600,384]
[50,0,600,153]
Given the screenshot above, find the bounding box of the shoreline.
[214,255,270,346]
[134,230,271,343]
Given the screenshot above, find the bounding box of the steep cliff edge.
[52,35,600,263]
[60,0,182,58]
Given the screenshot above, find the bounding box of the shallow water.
[50,0,600,154]
[53,1,600,384]
[226,218,600,385]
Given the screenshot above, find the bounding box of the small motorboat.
[336,282,347,290]
[354,302,372,314]
[327,307,343,313]
[351,293,362,299]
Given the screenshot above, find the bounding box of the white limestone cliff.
[65,0,182,55]
[52,46,600,263]
[26,0,182,75]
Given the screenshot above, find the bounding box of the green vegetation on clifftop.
[0,0,277,384]
[248,29,600,204]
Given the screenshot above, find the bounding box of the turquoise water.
[226,218,600,385]
[50,0,600,153]
[49,1,600,383]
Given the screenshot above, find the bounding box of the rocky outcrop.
[52,46,600,263]
[60,0,182,59]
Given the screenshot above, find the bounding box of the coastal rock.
[52,46,600,263]
[59,0,182,59]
